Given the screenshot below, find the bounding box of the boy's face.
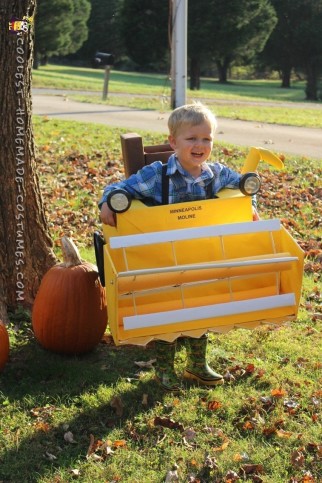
[168,121,214,176]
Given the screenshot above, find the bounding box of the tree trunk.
[189,57,200,90]
[0,0,56,322]
[305,62,319,101]
[216,58,230,83]
[281,66,292,88]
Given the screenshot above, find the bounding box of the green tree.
[69,0,92,54]
[187,0,210,89]
[121,0,169,69]
[209,0,277,83]
[35,0,90,63]
[260,0,322,100]
[259,0,301,88]
[188,0,277,88]
[294,0,322,100]
[77,0,124,64]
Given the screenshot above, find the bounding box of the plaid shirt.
[99,154,244,208]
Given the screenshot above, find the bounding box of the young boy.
[99,102,257,391]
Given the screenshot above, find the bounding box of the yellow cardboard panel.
[103,195,253,240]
[102,197,304,346]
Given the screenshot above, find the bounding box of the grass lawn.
[32,65,322,128]
[0,118,321,482]
[32,65,310,102]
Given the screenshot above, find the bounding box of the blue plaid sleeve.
[212,163,241,190]
[210,163,257,208]
[98,161,163,208]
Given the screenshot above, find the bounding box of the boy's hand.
[100,202,116,226]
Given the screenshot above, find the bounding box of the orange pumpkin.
[0,321,10,371]
[32,237,107,354]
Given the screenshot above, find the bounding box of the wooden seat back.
[120,132,174,177]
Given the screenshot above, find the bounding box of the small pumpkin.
[0,321,10,371]
[32,236,107,354]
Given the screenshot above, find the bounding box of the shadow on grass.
[0,326,280,482]
[0,331,168,482]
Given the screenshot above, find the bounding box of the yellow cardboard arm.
[241,147,284,174]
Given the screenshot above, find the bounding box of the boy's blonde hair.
[168,102,217,137]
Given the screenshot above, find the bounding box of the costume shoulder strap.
[161,163,169,205]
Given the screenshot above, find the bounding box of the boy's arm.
[98,161,163,225]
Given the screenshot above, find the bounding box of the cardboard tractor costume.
[98,144,304,346]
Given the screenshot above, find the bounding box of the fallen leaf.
[183,437,195,449]
[45,451,57,461]
[222,147,232,156]
[204,454,218,469]
[233,452,249,462]
[243,421,255,430]
[207,400,222,411]
[262,426,277,437]
[223,370,236,382]
[142,394,148,406]
[276,429,293,438]
[113,439,127,448]
[90,453,103,461]
[240,463,264,475]
[104,445,114,455]
[283,399,299,410]
[86,434,96,458]
[271,388,287,398]
[187,475,200,483]
[100,334,115,345]
[259,396,275,410]
[225,469,239,481]
[291,450,305,468]
[302,472,315,482]
[110,396,124,417]
[182,428,196,441]
[256,368,266,378]
[312,413,319,423]
[64,431,76,443]
[245,363,255,374]
[134,358,156,369]
[154,416,184,432]
[34,421,51,432]
[156,433,167,445]
[213,440,229,452]
[70,469,81,477]
[165,464,179,482]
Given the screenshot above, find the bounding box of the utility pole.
[171,0,187,109]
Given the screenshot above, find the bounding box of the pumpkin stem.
[60,236,83,267]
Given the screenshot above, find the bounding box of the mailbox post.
[93,52,115,100]
[102,66,110,100]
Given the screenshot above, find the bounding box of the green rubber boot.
[183,335,224,386]
[154,340,181,392]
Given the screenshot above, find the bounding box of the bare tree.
[0,0,56,323]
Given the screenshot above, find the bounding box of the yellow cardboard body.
[103,193,304,346]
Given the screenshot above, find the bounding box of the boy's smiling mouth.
[192,151,203,156]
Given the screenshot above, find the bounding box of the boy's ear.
[168,134,176,150]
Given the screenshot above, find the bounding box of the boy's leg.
[154,340,181,391]
[183,335,224,386]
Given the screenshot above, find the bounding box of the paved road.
[32,92,322,160]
